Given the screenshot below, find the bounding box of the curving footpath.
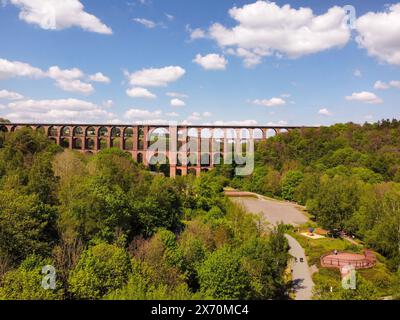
[228,191,314,300]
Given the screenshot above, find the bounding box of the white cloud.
[0,58,109,95]
[0,89,24,100]
[353,69,362,77]
[267,120,288,126]
[89,72,110,83]
[193,53,228,70]
[170,98,185,107]
[375,80,400,90]
[190,28,206,40]
[133,18,157,28]
[252,98,286,107]
[47,65,83,80]
[3,98,115,123]
[166,112,179,117]
[213,120,258,126]
[10,0,112,34]
[124,108,162,120]
[389,80,400,89]
[209,1,350,66]
[126,66,186,87]
[356,4,400,65]
[203,111,212,117]
[345,91,383,104]
[165,13,174,21]
[188,112,201,121]
[166,92,188,98]
[126,87,156,99]
[0,58,45,79]
[55,79,94,95]
[374,80,390,90]
[318,108,333,116]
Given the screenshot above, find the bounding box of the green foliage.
[0,189,57,263]
[68,243,131,299]
[281,170,303,201]
[0,255,63,300]
[197,246,251,299]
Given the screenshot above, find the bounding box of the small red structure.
[320,249,376,269]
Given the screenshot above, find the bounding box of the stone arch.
[201,153,210,167]
[149,154,170,176]
[137,152,143,164]
[267,129,276,138]
[187,128,198,138]
[86,126,96,137]
[188,168,197,175]
[149,127,169,151]
[86,137,95,150]
[99,137,108,149]
[213,128,224,153]
[111,127,121,148]
[35,126,45,134]
[60,137,69,148]
[61,126,71,137]
[48,126,58,137]
[98,126,108,137]
[123,127,134,150]
[213,152,224,165]
[253,128,263,140]
[0,125,8,133]
[138,127,144,150]
[73,126,83,137]
[73,137,83,150]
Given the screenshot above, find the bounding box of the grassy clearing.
[288,230,397,299]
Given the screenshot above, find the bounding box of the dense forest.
[227,120,400,275]
[1,120,400,300]
[0,126,289,300]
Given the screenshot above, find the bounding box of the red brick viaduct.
[0,123,315,177]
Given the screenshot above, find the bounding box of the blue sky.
[0,0,399,126]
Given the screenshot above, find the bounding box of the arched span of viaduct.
[0,123,315,177]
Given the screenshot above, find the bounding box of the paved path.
[228,192,314,300]
[285,234,314,300]
[230,193,308,227]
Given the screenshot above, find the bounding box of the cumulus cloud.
[125,66,186,87]
[356,4,400,65]
[190,28,206,40]
[345,91,383,104]
[126,87,156,99]
[252,97,286,107]
[55,79,94,95]
[3,98,115,123]
[170,98,185,107]
[89,72,110,83]
[0,58,108,95]
[318,108,333,116]
[208,1,350,67]
[374,80,400,90]
[374,80,390,90]
[124,108,162,120]
[10,0,112,34]
[193,53,228,70]
[0,89,24,100]
[0,58,44,79]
